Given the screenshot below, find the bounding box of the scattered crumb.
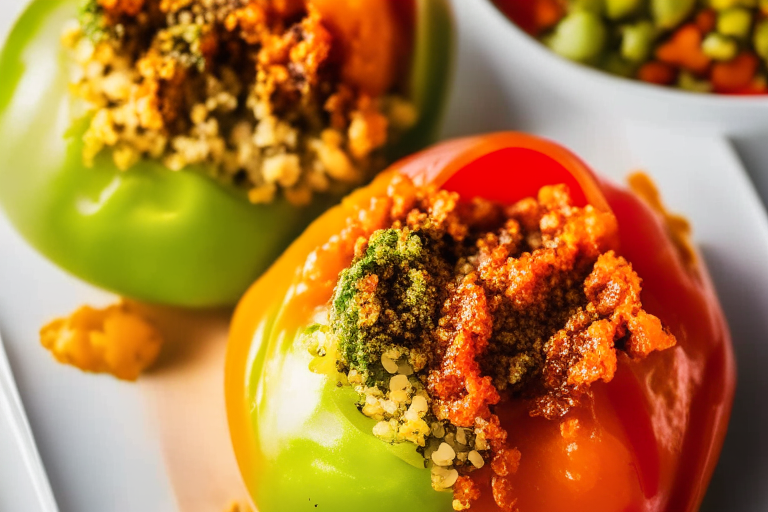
[40,301,163,381]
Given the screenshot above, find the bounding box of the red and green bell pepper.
[225,133,735,512]
[0,0,453,307]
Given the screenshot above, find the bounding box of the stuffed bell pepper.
[0,0,452,307]
[225,132,735,512]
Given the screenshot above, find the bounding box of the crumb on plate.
[40,301,163,381]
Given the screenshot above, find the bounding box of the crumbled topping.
[306,177,677,511]
[62,0,415,205]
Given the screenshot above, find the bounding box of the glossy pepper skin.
[225,133,735,512]
[0,0,453,307]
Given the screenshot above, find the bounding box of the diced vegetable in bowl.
[495,0,768,94]
[474,0,768,135]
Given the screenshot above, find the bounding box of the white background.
[2,0,768,511]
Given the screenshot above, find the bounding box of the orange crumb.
[628,172,696,270]
[40,302,163,381]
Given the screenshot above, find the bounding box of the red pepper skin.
[394,133,735,511]
[226,133,735,512]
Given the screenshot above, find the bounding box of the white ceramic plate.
[0,330,58,512]
[2,0,768,510]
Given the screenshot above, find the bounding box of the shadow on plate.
[700,245,768,511]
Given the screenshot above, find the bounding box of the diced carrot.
[638,61,676,85]
[534,0,566,33]
[656,24,711,74]
[695,9,717,33]
[731,85,768,95]
[711,52,760,92]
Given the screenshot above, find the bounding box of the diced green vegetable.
[621,21,656,62]
[710,0,736,9]
[548,11,607,62]
[677,70,714,91]
[606,0,645,19]
[571,0,605,14]
[717,7,753,39]
[754,19,768,60]
[702,32,739,60]
[652,0,696,29]
[520,0,768,94]
[601,52,637,76]
[709,0,751,10]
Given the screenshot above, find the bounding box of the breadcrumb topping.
[62,0,416,205]
[305,176,677,511]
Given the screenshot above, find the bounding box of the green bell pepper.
[0,0,453,307]
[244,313,451,512]
[226,170,453,512]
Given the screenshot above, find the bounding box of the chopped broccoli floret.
[330,228,451,384]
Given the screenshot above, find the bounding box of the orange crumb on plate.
[40,301,163,381]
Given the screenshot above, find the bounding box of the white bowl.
[473,0,768,137]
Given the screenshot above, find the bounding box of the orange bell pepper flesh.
[656,24,711,75]
[226,133,735,512]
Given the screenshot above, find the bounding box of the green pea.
[710,0,740,9]
[677,70,714,92]
[754,19,768,61]
[571,0,605,14]
[702,32,739,60]
[547,11,607,62]
[652,0,696,29]
[717,7,753,39]
[606,0,645,19]
[709,0,756,10]
[601,52,638,76]
[621,21,656,62]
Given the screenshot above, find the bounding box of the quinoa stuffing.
[62,0,417,205]
[304,177,677,512]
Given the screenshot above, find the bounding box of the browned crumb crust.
[329,177,676,511]
[65,0,413,204]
